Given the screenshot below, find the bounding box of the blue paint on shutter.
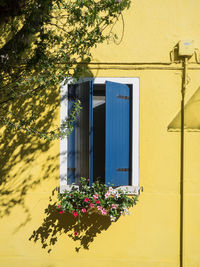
[67,85,76,184]
[67,82,93,185]
[105,81,130,186]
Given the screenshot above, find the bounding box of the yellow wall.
[1,0,200,266]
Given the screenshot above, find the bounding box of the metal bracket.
[117,168,129,172]
[117,95,130,100]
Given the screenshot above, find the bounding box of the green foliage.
[1,99,81,140]
[0,0,131,139]
[58,178,138,224]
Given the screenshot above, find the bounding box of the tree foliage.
[0,0,131,140]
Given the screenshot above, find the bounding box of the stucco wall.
[1,0,200,266]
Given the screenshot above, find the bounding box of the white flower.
[109,187,113,192]
[123,208,130,215]
[115,192,120,198]
[110,215,116,221]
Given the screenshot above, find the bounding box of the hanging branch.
[0,0,131,140]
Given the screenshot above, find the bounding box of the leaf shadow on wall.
[0,86,60,229]
[0,62,93,232]
[0,3,95,228]
[29,195,112,253]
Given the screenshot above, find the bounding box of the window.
[60,78,140,194]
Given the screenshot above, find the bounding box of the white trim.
[60,77,140,195]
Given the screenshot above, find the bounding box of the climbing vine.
[0,0,131,140]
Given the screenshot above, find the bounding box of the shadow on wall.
[29,192,111,253]
[0,0,110,233]
[0,63,93,231]
[0,86,60,228]
[168,86,200,131]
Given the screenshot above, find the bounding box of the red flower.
[95,200,100,204]
[90,203,94,208]
[74,232,78,236]
[57,205,61,209]
[59,210,64,214]
[72,211,79,217]
[84,197,89,203]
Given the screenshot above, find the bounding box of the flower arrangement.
[57,178,138,233]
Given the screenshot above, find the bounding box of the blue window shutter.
[105,81,131,186]
[67,85,76,184]
[67,82,93,185]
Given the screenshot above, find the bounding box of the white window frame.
[60,77,140,195]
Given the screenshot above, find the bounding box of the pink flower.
[81,208,87,213]
[109,187,113,192]
[74,232,78,236]
[93,193,98,200]
[97,206,102,211]
[72,210,79,217]
[101,208,107,215]
[105,192,110,199]
[95,200,100,204]
[112,204,118,209]
[90,203,94,208]
[59,210,64,214]
[57,205,61,209]
[118,0,122,3]
[84,197,89,203]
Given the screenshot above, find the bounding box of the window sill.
[60,185,140,196]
